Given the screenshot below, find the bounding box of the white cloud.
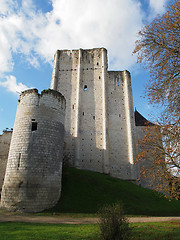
[36,0,144,70]
[0,0,169,87]
[0,75,30,94]
[149,0,168,14]
[0,0,145,75]
[0,0,18,15]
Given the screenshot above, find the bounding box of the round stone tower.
[1,89,66,212]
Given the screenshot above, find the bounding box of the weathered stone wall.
[107,71,137,179]
[0,131,12,191]
[135,126,153,188]
[1,89,66,212]
[51,48,136,179]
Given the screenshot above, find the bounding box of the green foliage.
[133,0,180,118]
[132,222,180,240]
[98,202,132,240]
[44,167,180,216]
[134,0,180,189]
[0,222,180,240]
[0,222,99,240]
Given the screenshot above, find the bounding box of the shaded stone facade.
[0,130,12,191]
[1,89,66,212]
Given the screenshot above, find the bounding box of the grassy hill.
[46,167,180,216]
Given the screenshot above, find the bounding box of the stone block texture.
[51,48,137,180]
[1,89,66,212]
[0,131,12,191]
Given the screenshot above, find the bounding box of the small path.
[0,215,180,224]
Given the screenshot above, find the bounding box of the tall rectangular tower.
[51,48,136,180]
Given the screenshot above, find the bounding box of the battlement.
[56,47,107,62]
[19,89,66,111]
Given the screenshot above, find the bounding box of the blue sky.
[0,0,168,134]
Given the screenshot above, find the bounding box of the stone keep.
[1,89,66,212]
[51,48,137,180]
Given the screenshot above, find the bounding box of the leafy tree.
[134,0,180,198]
[136,116,180,199]
[133,0,180,119]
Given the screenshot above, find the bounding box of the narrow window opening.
[32,121,37,131]
[117,81,119,86]
[93,116,95,120]
[72,105,74,109]
[97,62,99,66]
[18,181,23,188]
[17,152,21,169]
[83,112,84,116]
[99,76,101,79]
[84,85,87,91]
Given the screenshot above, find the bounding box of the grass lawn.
[43,167,180,216]
[0,221,179,240]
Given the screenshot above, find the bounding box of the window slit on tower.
[84,85,87,91]
[17,152,21,169]
[31,119,37,131]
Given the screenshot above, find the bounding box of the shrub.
[98,202,132,240]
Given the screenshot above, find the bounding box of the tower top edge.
[20,88,65,103]
[56,47,107,54]
[122,70,131,77]
[20,88,39,97]
[108,70,130,74]
[41,89,65,102]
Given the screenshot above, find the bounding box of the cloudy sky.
[0,0,168,134]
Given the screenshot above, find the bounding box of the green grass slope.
[47,167,180,216]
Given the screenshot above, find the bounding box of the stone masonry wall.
[0,131,12,191]
[51,48,136,180]
[1,89,66,212]
[107,71,137,179]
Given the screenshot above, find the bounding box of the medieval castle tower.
[51,48,137,180]
[0,48,149,212]
[1,90,66,212]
